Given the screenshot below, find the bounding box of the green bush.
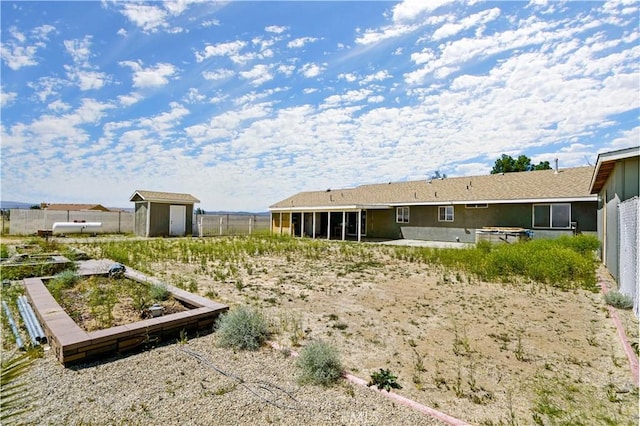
[149,282,169,301]
[296,340,343,386]
[48,270,79,300]
[604,291,634,310]
[368,368,402,392]
[216,306,270,351]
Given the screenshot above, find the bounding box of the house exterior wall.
[134,202,148,237]
[597,156,640,280]
[394,202,596,243]
[366,209,402,239]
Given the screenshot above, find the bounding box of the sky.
[1,1,638,212]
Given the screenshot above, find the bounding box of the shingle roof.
[270,166,596,210]
[129,190,200,204]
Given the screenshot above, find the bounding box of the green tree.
[490,154,551,174]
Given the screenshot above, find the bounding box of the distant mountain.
[0,201,35,209]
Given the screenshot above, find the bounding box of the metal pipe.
[2,300,24,350]
[18,296,40,344]
[16,296,38,346]
[21,296,46,343]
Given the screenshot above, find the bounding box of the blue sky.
[1,1,638,211]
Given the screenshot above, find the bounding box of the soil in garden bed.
[49,276,189,332]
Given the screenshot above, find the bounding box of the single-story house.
[129,190,200,237]
[269,166,597,243]
[589,146,639,316]
[42,203,111,212]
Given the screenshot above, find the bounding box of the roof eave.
[389,196,597,206]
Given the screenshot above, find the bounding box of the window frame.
[438,205,454,222]
[396,206,410,223]
[465,203,488,209]
[532,203,572,229]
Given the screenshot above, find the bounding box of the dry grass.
[4,236,639,425]
[84,236,637,425]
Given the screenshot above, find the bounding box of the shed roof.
[589,146,640,194]
[129,190,200,204]
[44,203,111,212]
[270,166,596,211]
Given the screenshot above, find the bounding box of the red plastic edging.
[268,341,470,425]
[599,276,639,387]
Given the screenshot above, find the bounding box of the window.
[396,207,410,223]
[533,204,571,228]
[438,206,454,222]
[465,203,488,209]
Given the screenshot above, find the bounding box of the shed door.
[169,205,186,236]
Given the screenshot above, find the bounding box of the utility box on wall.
[129,190,200,237]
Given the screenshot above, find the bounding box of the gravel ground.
[15,333,447,425]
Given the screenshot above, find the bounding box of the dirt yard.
[141,240,638,425]
[4,237,639,425]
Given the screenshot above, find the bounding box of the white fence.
[195,214,270,236]
[9,209,133,235]
[618,197,639,318]
[7,209,271,237]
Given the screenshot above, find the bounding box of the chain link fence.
[194,214,270,236]
[7,210,271,237]
[618,196,639,318]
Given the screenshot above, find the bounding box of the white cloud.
[64,36,93,66]
[339,73,358,83]
[47,100,71,112]
[66,68,108,91]
[0,25,53,70]
[202,69,235,80]
[432,8,501,41]
[184,88,206,104]
[239,64,274,86]
[27,77,66,102]
[119,3,168,32]
[277,64,295,76]
[361,70,392,85]
[391,0,455,23]
[118,93,143,106]
[120,61,178,88]
[355,23,420,45]
[607,126,640,150]
[0,89,17,107]
[139,102,190,134]
[300,63,326,78]
[195,40,247,62]
[287,37,318,48]
[202,19,220,28]
[322,89,371,108]
[265,25,287,34]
